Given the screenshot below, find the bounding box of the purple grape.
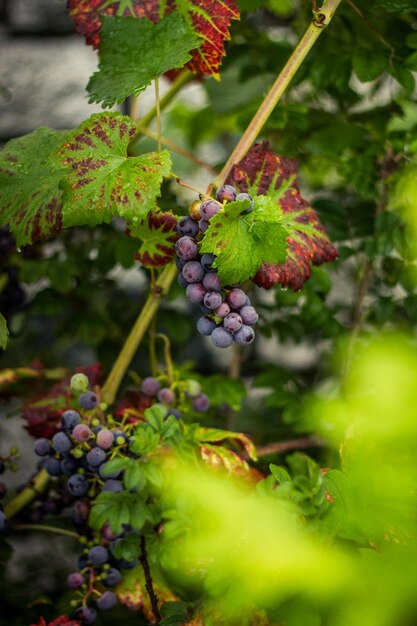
[211,327,233,348]
[96,429,114,450]
[177,216,200,237]
[67,572,85,589]
[103,568,122,587]
[200,303,212,314]
[175,236,198,261]
[102,479,123,493]
[67,474,89,497]
[236,192,254,214]
[141,376,161,397]
[44,457,62,476]
[182,261,205,283]
[52,431,72,454]
[61,457,79,475]
[204,291,223,310]
[77,554,88,571]
[214,302,230,318]
[97,591,117,611]
[34,438,51,457]
[178,273,189,288]
[117,558,138,569]
[176,257,185,271]
[102,524,121,541]
[224,312,243,333]
[201,253,216,272]
[200,200,221,220]
[240,305,259,325]
[72,500,90,525]
[157,387,175,404]
[75,606,97,625]
[197,316,217,335]
[186,283,206,304]
[202,272,221,292]
[234,325,255,345]
[61,410,81,432]
[192,393,210,412]
[86,447,106,467]
[216,185,237,203]
[88,545,109,566]
[227,288,247,309]
[79,391,98,410]
[0,511,7,531]
[199,219,210,233]
[73,424,92,443]
[168,408,181,419]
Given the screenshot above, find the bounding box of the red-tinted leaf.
[67,0,239,78]
[226,141,339,291]
[30,617,80,626]
[129,211,178,268]
[113,390,153,423]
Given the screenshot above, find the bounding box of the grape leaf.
[0,314,8,350]
[194,426,257,461]
[128,211,178,268]
[87,14,200,108]
[0,128,70,246]
[117,564,180,619]
[67,0,239,78]
[374,0,416,12]
[55,113,171,225]
[226,142,338,291]
[200,197,288,285]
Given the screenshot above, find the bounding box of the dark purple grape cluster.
[140,375,210,414]
[176,185,258,348]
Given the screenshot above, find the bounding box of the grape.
[202,272,221,292]
[75,606,97,625]
[234,325,255,345]
[204,291,223,310]
[186,283,206,304]
[175,236,198,261]
[182,261,205,283]
[199,219,210,233]
[67,572,85,589]
[192,393,210,412]
[227,288,247,309]
[176,257,185,271]
[97,591,117,611]
[214,302,230,318]
[103,568,122,587]
[141,376,161,397]
[240,305,259,325]
[216,185,237,203]
[88,545,109,566]
[177,273,189,289]
[200,303,212,314]
[71,373,89,393]
[201,253,216,272]
[102,479,123,493]
[236,192,254,214]
[211,327,233,348]
[117,558,138,569]
[96,429,114,450]
[79,391,98,410]
[86,447,106,467]
[223,312,243,333]
[61,410,81,432]
[197,316,217,336]
[168,408,181,419]
[72,500,90,526]
[177,216,200,237]
[61,457,79,475]
[0,511,7,532]
[186,379,202,397]
[44,457,62,476]
[157,387,175,404]
[52,431,72,454]
[200,200,221,220]
[73,424,92,443]
[67,474,89,497]
[77,554,88,571]
[34,438,51,457]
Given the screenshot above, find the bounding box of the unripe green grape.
[70,373,89,393]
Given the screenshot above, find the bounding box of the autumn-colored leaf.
[113,389,153,422]
[128,211,178,268]
[226,141,338,291]
[67,0,239,78]
[30,616,81,626]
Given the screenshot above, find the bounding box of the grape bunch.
[176,185,259,349]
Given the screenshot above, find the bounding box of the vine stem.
[101,263,177,406]
[4,468,49,519]
[212,0,343,190]
[155,78,162,152]
[12,523,80,540]
[140,536,161,624]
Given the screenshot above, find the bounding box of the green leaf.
[194,426,257,461]
[200,197,288,284]
[124,460,147,491]
[0,128,69,246]
[0,314,9,350]
[87,14,200,108]
[199,374,246,411]
[160,602,190,626]
[130,424,161,455]
[270,464,292,485]
[142,461,164,487]
[374,0,416,12]
[89,491,132,533]
[56,113,171,226]
[100,457,128,477]
[352,49,387,82]
[112,532,141,561]
[128,211,178,268]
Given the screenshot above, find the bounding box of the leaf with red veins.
[226,141,338,291]
[128,211,178,268]
[67,0,239,78]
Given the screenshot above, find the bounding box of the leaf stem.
[155,79,162,153]
[12,523,80,540]
[4,468,49,520]
[156,333,175,386]
[140,535,161,624]
[212,0,342,189]
[101,263,177,405]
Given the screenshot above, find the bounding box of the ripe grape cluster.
[175,185,259,349]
